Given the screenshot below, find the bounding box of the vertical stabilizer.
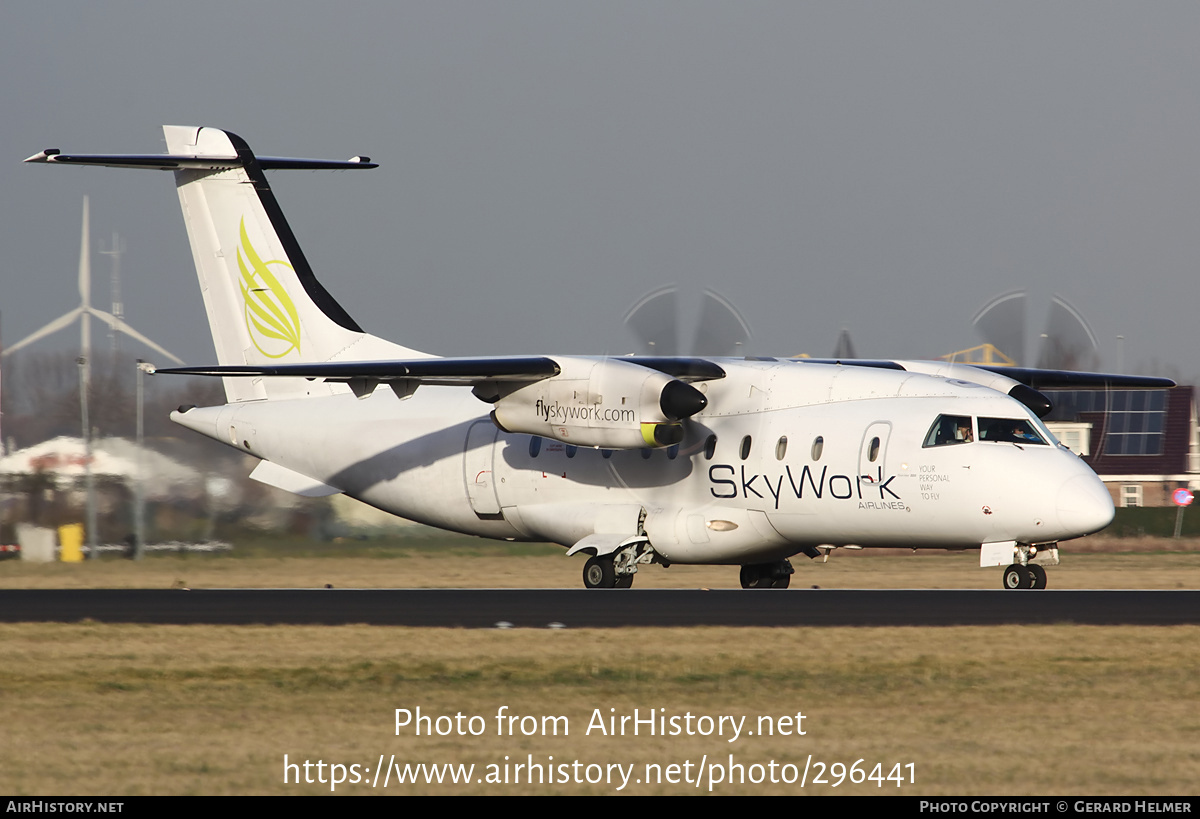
[163,126,422,400]
[24,126,428,401]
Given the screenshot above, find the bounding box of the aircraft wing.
[800,358,1175,389]
[618,357,726,382]
[159,354,1171,418]
[155,355,726,385]
[961,365,1175,390]
[793,358,1173,417]
[157,355,723,431]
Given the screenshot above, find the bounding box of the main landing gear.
[582,554,634,589]
[1002,562,1047,590]
[739,559,794,589]
[580,546,797,590]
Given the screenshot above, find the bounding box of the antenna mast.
[99,232,125,355]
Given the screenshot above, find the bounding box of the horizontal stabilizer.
[24,150,377,171]
[155,356,562,386]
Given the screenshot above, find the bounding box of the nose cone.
[1057,473,1114,536]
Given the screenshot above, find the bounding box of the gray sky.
[3,2,1199,381]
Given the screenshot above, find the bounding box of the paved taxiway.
[1,589,1196,627]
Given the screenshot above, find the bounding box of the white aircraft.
[25,126,1173,590]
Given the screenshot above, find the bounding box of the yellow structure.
[58,523,84,562]
[939,343,1016,367]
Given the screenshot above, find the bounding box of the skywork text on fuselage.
[534,399,636,425]
[709,464,902,510]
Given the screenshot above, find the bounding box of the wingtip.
[23,149,60,163]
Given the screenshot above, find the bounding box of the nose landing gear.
[1002,562,1048,590]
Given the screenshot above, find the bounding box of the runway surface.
[1,588,1197,627]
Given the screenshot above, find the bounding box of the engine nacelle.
[489,357,706,448]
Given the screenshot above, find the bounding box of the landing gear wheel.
[614,573,634,589]
[583,555,617,589]
[1003,564,1032,590]
[740,562,791,589]
[1027,563,1048,590]
[740,565,768,589]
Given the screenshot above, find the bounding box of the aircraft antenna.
[99,232,125,355]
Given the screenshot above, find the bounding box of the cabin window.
[602,449,613,459]
[923,415,974,447]
[565,445,577,458]
[868,436,880,462]
[529,437,542,458]
[740,436,752,460]
[811,436,824,460]
[704,434,717,460]
[667,444,679,460]
[775,436,788,460]
[641,448,652,460]
[978,417,1047,445]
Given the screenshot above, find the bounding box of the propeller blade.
[972,289,1026,367]
[1036,294,1100,372]
[691,289,751,357]
[623,284,679,356]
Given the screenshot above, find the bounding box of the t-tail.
[25,126,424,402]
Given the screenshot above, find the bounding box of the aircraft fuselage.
[173,358,1114,566]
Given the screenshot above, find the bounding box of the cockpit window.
[923,415,974,447]
[1025,412,1063,448]
[978,418,1048,445]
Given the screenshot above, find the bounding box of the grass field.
[1,623,1197,796]
[1,536,1198,796]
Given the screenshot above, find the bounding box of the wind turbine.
[2,197,184,377]
[3,197,184,559]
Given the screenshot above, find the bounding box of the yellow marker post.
[59,523,85,562]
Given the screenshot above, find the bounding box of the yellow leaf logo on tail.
[238,218,301,358]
